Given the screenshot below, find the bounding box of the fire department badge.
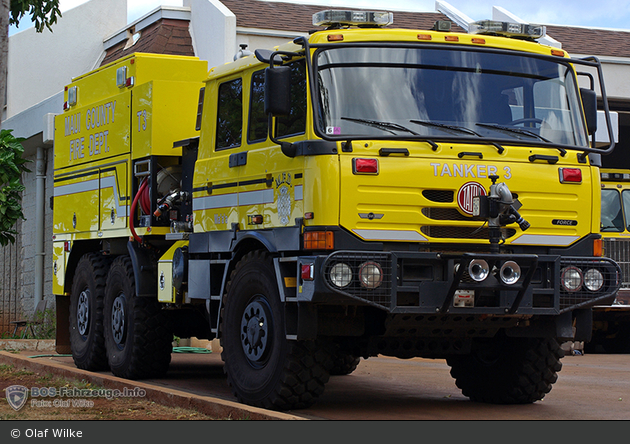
[6,385,28,411]
[457,181,486,216]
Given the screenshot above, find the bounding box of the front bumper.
[297,251,621,315]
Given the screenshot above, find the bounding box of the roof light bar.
[67,86,77,107]
[313,10,393,28]
[469,20,546,40]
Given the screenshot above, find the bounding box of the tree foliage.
[0,129,31,246]
[9,0,61,32]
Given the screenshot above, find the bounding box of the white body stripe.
[54,178,99,196]
[193,188,278,211]
[352,229,428,242]
[510,234,579,246]
[193,193,238,211]
[239,188,274,206]
[54,175,127,218]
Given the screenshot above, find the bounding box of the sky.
[9,0,630,35]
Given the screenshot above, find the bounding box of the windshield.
[314,45,589,148]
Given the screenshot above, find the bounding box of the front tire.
[221,251,331,410]
[69,253,110,371]
[328,344,360,376]
[103,255,172,379]
[447,334,564,404]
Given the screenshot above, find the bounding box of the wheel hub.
[77,289,90,336]
[111,294,126,346]
[240,299,271,363]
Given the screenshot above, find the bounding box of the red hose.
[130,179,148,243]
[139,182,151,215]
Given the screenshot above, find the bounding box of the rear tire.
[221,251,331,410]
[447,334,564,404]
[69,253,110,371]
[103,255,172,379]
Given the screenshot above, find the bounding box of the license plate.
[453,290,475,307]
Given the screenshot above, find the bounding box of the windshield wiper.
[475,123,566,156]
[475,122,550,141]
[410,120,483,137]
[409,119,504,153]
[341,117,420,135]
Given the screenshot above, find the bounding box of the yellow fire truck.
[590,166,630,353]
[53,10,621,410]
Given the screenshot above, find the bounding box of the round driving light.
[468,259,489,282]
[561,266,583,292]
[584,268,604,292]
[330,263,352,288]
[359,261,383,289]
[499,261,521,285]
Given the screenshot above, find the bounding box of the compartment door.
[99,161,128,231]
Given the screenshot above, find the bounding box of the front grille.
[559,257,621,311]
[323,252,392,309]
[422,190,453,203]
[422,207,476,221]
[603,238,630,289]
[421,226,516,239]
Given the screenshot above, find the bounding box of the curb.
[0,339,56,351]
[0,350,305,421]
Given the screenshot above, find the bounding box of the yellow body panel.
[157,241,188,303]
[52,243,66,295]
[53,54,208,295]
[338,142,595,246]
[55,89,130,171]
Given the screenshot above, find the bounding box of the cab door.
[193,77,243,232]
[237,61,307,231]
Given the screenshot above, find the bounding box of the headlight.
[359,261,383,289]
[561,266,583,292]
[330,263,352,288]
[584,268,604,292]
[468,259,489,282]
[499,261,521,285]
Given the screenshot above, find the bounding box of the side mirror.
[265,66,292,116]
[580,88,598,135]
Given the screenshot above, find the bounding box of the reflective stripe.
[54,178,99,196]
[193,193,238,211]
[53,176,127,218]
[510,234,579,246]
[238,189,274,206]
[193,188,277,211]
[353,229,428,242]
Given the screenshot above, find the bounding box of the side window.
[248,70,268,143]
[216,78,243,150]
[276,59,307,138]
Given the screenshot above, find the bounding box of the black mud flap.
[127,241,157,297]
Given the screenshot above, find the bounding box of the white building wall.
[186,0,236,68]
[18,150,55,316]
[1,0,126,329]
[234,29,307,57]
[7,0,127,119]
